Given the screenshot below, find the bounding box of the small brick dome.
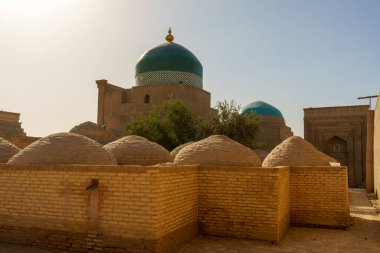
[8,132,116,165]
[170,141,194,158]
[174,135,262,166]
[262,136,337,167]
[69,121,106,143]
[103,135,173,165]
[0,138,20,163]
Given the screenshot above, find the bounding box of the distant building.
[240,101,293,152]
[304,105,370,188]
[96,28,216,133]
[0,110,38,148]
[0,111,26,137]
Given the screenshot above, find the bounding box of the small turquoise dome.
[136,42,203,77]
[240,101,283,117]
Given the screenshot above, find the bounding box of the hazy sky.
[1,0,379,137]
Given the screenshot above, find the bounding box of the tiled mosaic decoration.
[136,71,203,89]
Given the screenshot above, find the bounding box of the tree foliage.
[125,99,197,150]
[197,100,259,149]
[125,99,259,150]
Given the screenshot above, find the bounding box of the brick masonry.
[374,92,380,195]
[198,166,290,242]
[0,164,349,252]
[290,166,350,228]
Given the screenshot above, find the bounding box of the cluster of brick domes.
[2,123,336,167]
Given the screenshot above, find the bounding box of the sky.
[0,0,379,137]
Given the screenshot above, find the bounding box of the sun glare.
[1,0,66,15]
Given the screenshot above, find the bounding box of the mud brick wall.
[290,166,350,228]
[198,166,290,242]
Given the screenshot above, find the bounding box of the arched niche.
[325,136,348,166]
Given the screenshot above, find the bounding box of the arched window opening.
[326,136,347,153]
[144,94,150,104]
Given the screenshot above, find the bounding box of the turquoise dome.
[240,101,283,117]
[135,42,203,77]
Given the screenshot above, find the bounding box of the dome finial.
[165,27,174,42]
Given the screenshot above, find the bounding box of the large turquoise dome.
[135,29,203,89]
[136,42,203,77]
[240,101,283,117]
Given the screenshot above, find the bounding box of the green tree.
[126,99,259,150]
[125,99,197,150]
[197,100,259,149]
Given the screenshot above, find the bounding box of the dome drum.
[136,70,202,88]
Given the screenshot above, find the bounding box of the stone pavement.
[0,188,379,253]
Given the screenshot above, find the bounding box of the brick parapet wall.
[198,166,290,242]
[0,164,198,252]
[156,167,198,251]
[0,164,349,251]
[290,166,350,228]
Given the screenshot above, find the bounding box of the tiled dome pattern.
[136,71,202,88]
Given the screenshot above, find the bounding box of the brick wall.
[0,164,198,252]
[156,166,198,252]
[277,167,290,240]
[198,166,290,242]
[366,110,375,192]
[0,163,349,251]
[374,93,380,195]
[290,166,350,228]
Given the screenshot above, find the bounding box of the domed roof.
[240,101,283,117]
[170,141,194,158]
[174,135,261,166]
[69,121,106,143]
[0,138,20,163]
[262,136,337,167]
[135,29,203,88]
[136,42,202,77]
[8,132,116,165]
[103,135,173,165]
